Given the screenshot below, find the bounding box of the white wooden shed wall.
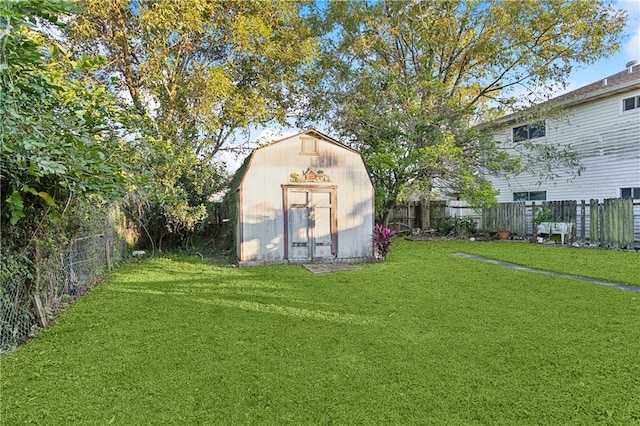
[235,130,374,266]
[488,86,640,203]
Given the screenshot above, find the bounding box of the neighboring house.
[227,129,375,266]
[486,61,640,203]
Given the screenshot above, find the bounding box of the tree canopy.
[305,0,626,223]
[71,0,319,246]
[1,0,130,232]
[1,0,628,235]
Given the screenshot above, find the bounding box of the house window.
[301,137,319,155]
[621,187,640,199]
[513,121,546,142]
[513,191,547,201]
[622,95,640,111]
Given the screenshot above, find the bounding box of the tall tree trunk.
[379,199,397,227]
[419,200,431,231]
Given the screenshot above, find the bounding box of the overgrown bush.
[0,201,135,353]
[0,248,34,353]
[433,216,478,238]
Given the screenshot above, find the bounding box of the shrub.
[534,206,553,225]
[373,224,396,261]
[433,216,477,237]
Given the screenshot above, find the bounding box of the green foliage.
[305,0,626,222]
[432,216,478,237]
[126,133,228,249]
[534,206,554,225]
[0,246,33,352]
[71,0,318,247]
[1,0,131,234]
[0,0,136,345]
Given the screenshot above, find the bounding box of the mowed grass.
[2,240,640,424]
[449,240,640,286]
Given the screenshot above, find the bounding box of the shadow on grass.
[111,286,374,325]
[108,257,375,326]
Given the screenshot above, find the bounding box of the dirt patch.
[302,264,363,274]
[454,252,640,292]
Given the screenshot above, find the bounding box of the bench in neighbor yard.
[537,222,574,245]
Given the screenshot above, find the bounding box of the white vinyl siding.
[488,89,640,203]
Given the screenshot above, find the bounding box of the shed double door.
[285,187,337,261]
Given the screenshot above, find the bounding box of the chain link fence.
[1,206,133,354]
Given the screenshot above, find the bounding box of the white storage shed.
[228,129,375,266]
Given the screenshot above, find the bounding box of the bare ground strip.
[454,252,640,292]
[302,263,362,274]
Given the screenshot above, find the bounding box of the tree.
[72,0,318,247]
[1,0,130,234]
[306,0,626,224]
[1,0,134,336]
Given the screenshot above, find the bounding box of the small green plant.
[534,206,552,225]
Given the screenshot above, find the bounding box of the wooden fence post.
[569,200,577,243]
[29,242,48,329]
[612,198,619,248]
[618,197,634,248]
[105,235,112,271]
[599,200,606,247]
[624,197,634,248]
[420,200,430,231]
[531,202,537,241]
[603,199,609,248]
[579,200,585,243]
[609,198,616,248]
[590,199,598,246]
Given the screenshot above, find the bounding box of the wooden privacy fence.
[388,201,448,231]
[539,200,577,224]
[590,198,635,248]
[531,200,578,241]
[481,198,637,248]
[481,202,526,236]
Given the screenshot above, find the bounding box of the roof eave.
[487,77,640,128]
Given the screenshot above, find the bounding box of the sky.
[563,0,640,90]
[220,0,640,173]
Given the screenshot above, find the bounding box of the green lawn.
[449,240,640,286]
[3,240,640,424]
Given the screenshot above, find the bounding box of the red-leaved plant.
[373,223,396,261]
